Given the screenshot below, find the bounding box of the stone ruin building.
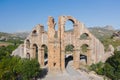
[12,16,106,72]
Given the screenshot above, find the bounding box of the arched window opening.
[65,20,74,32]
[33,44,38,59]
[26,39,30,49]
[81,44,89,54]
[26,53,30,59]
[65,44,74,54]
[32,30,37,36]
[80,33,89,40]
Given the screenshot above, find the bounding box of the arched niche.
[80,33,90,40]
[80,44,89,65]
[65,44,74,68]
[81,44,89,53]
[65,44,74,54]
[33,44,38,59]
[41,44,48,66]
[32,30,37,36]
[41,44,48,59]
[26,53,30,59]
[26,39,30,49]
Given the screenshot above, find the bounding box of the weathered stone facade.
[13,16,105,72]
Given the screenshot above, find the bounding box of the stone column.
[40,48,44,67]
[73,49,80,69]
[61,50,65,72]
[30,47,35,59]
[87,48,91,65]
[38,48,41,66]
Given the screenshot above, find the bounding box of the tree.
[90,51,120,79]
[104,51,120,79]
[0,45,41,80]
[14,59,41,80]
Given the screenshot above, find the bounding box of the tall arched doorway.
[65,44,74,68]
[80,44,89,65]
[41,44,48,66]
[26,39,30,49]
[33,44,38,59]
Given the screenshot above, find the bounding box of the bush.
[0,45,41,80]
[14,59,41,80]
[90,51,120,79]
[90,62,104,75]
[104,51,120,79]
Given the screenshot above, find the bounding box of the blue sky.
[0,0,120,32]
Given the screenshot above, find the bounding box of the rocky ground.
[38,61,105,80]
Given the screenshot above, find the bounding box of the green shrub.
[90,62,104,75]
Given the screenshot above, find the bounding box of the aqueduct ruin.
[14,16,105,72]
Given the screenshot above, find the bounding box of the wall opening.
[81,44,88,53]
[26,53,30,59]
[80,54,87,64]
[80,33,89,40]
[65,20,74,32]
[33,44,38,59]
[41,44,48,65]
[65,44,74,54]
[65,44,74,68]
[32,30,37,36]
[53,63,56,67]
[80,44,89,65]
[26,39,30,49]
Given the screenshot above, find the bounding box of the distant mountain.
[103,25,115,30]
[12,32,30,39]
[0,32,12,37]
[88,26,116,41]
[0,25,117,41]
[0,31,29,41]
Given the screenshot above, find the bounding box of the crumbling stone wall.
[13,16,105,72]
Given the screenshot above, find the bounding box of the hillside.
[0,26,118,41]
[88,26,115,41]
[0,32,29,41]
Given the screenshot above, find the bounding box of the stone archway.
[80,44,91,65]
[26,53,30,59]
[32,44,38,59]
[65,44,74,68]
[80,33,90,40]
[26,39,30,49]
[41,44,48,66]
[20,16,105,73]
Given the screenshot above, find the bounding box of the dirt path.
[39,61,104,80]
